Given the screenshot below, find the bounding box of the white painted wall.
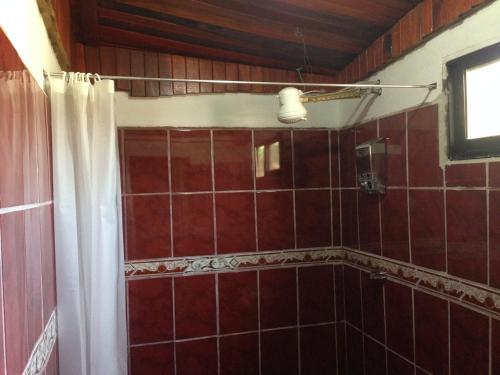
[115,1,500,132]
[115,91,337,128]
[0,0,60,88]
[333,0,500,128]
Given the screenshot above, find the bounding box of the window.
[447,41,500,159]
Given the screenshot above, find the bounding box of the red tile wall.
[121,103,500,374]
[120,127,345,374]
[0,30,58,375]
[339,103,500,374]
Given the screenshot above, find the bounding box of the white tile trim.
[22,309,57,375]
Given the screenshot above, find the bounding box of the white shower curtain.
[48,73,127,375]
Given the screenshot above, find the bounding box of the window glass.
[465,58,500,139]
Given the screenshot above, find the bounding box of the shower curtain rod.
[44,71,437,90]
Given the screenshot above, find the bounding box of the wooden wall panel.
[400,5,422,53]
[335,0,488,84]
[199,59,213,93]
[72,43,86,72]
[225,63,238,92]
[115,48,131,91]
[373,37,385,68]
[76,45,335,97]
[287,70,298,86]
[421,0,435,37]
[99,46,116,76]
[186,57,200,94]
[130,50,145,97]
[145,52,160,97]
[237,64,251,92]
[212,61,226,93]
[390,23,402,60]
[250,66,264,93]
[172,55,187,95]
[84,46,100,73]
[158,53,173,96]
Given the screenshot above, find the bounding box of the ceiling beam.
[96,25,339,76]
[111,0,363,53]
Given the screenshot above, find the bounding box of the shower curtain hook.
[85,73,92,83]
[94,73,101,82]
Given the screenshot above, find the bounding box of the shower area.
[2,1,500,374]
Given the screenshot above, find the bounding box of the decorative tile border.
[125,248,345,278]
[344,248,500,318]
[23,309,57,375]
[125,247,500,318]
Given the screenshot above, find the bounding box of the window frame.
[447,41,500,160]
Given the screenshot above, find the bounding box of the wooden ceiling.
[75,0,422,76]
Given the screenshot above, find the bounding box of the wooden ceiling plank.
[195,0,383,41]
[98,7,345,69]
[96,25,338,76]
[113,0,363,53]
[78,0,99,42]
[269,0,418,27]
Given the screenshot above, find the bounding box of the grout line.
[210,130,218,255]
[382,284,388,375]
[345,321,427,373]
[252,131,259,252]
[332,265,339,375]
[411,289,416,375]
[129,321,339,348]
[448,301,451,375]
[405,112,413,264]
[343,320,348,374]
[359,270,366,375]
[377,119,384,256]
[328,130,334,248]
[291,130,298,249]
[489,316,492,375]
[354,129,360,250]
[125,280,131,374]
[337,131,343,247]
[296,267,301,375]
[444,171,449,274]
[257,270,262,375]
[167,130,174,257]
[486,163,490,286]
[215,273,221,375]
[171,277,177,375]
[120,184,500,197]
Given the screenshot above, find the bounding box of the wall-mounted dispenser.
[356,138,387,194]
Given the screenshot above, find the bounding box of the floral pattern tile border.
[125,247,345,277]
[343,248,500,318]
[23,309,57,375]
[125,247,500,318]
